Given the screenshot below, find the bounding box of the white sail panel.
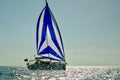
[37,10,45,50]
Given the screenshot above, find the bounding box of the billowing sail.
[36,3,65,62]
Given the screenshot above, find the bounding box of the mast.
[45,0,48,6]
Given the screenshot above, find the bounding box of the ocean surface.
[0,66,120,80]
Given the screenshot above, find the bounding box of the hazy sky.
[0,0,120,66]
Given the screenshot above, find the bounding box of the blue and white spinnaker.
[36,2,65,62]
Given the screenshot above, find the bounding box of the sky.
[0,0,120,66]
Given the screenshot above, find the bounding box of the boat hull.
[27,61,66,70]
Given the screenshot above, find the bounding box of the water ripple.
[0,66,120,80]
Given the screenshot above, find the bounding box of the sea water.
[0,66,120,80]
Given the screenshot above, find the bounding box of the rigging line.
[45,0,48,5]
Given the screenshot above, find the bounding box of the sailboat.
[24,0,66,70]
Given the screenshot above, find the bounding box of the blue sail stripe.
[50,11,65,58]
[39,46,64,60]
